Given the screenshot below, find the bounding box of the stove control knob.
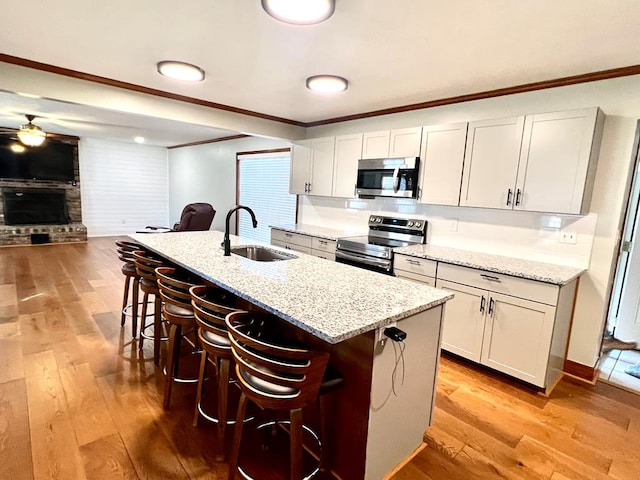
[408,221,414,227]
[377,218,382,223]
[369,216,375,222]
[415,221,422,228]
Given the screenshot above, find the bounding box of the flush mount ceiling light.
[306,75,348,93]
[157,61,205,82]
[17,115,46,147]
[262,0,335,25]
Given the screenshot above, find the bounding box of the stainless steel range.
[336,215,427,275]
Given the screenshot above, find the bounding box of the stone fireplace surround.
[0,136,87,246]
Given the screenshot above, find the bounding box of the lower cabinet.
[270,228,336,260]
[397,257,577,390]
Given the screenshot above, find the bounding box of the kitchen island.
[130,230,452,480]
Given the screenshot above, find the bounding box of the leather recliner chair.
[146,203,215,232]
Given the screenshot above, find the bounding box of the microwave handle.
[392,167,400,193]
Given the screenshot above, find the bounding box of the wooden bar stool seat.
[156,266,203,410]
[226,311,342,480]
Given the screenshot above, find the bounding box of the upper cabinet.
[418,123,468,206]
[332,133,363,198]
[460,116,525,210]
[515,108,604,214]
[290,137,335,197]
[362,127,422,159]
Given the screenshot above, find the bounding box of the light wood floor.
[1,237,639,480]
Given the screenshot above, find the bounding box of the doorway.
[600,121,640,393]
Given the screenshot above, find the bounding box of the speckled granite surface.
[130,231,452,344]
[270,224,364,241]
[394,244,585,285]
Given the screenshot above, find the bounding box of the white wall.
[302,75,640,368]
[79,138,169,236]
[168,136,291,233]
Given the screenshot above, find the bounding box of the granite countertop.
[394,244,585,285]
[270,223,364,241]
[130,231,452,344]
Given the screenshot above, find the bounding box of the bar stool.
[190,285,246,460]
[155,266,202,410]
[115,240,142,337]
[132,250,166,364]
[226,311,341,480]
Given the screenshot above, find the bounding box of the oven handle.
[335,250,392,270]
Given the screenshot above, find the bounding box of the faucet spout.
[223,205,258,256]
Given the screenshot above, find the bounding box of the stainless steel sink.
[230,245,297,262]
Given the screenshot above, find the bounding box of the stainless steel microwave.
[356,157,420,198]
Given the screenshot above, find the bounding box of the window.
[237,151,296,243]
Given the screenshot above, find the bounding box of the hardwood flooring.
[0,237,639,480]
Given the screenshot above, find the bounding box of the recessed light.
[306,75,348,93]
[134,136,145,144]
[157,61,205,82]
[262,0,335,25]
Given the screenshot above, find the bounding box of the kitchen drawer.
[271,229,313,248]
[437,263,559,306]
[271,239,289,249]
[311,237,337,253]
[288,244,312,255]
[394,254,437,277]
[312,251,336,261]
[395,269,435,287]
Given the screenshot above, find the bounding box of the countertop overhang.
[130,230,452,344]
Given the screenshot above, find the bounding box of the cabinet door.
[419,123,467,206]
[480,292,556,387]
[436,279,486,362]
[290,140,311,194]
[332,133,363,198]
[309,137,335,197]
[362,131,391,158]
[395,269,435,287]
[515,108,601,214]
[389,127,422,157]
[460,116,524,209]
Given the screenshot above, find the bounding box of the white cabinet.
[460,116,525,210]
[418,123,467,206]
[460,108,604,214]
[515,108,604,214]
[362,127,422,159]
[311,237,337,261]
[436,263,575,390]
[332,133,363,198]
[271,229,336,260]
[289,137,335,197]
[394,254,437,286]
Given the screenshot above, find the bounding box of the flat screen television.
[0,136,76,182]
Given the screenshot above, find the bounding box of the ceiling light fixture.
[262,0,335,25]
[306,75,348,93]
[10,143,26,153]
[157,61,205,82]
[17,115,46,147]
[134,136,145,144]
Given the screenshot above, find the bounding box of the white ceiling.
[1,0,640,145]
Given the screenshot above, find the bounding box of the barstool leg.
[153,295,162,365]
[138,291,150,350]
[228,392,249,480]
[131,276,140,338]
[193,349,208,427]
[163,323,181,410]
[216,357,231,462]
[290,408,303,480]
[121,275,131,327]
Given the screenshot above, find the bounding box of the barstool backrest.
[132,250,164,282]
[190,285,241,350]
[116,240,141,263]
[155,266,200,313]
[226,311,329,410]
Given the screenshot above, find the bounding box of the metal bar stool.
[155,266,203,410]
[115,240,143,337]
[132,250,166,364]
[226,310,341,480]
[190,285,247,461]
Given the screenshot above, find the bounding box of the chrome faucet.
[223,205,258,256]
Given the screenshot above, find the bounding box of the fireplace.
[2,187,70,225]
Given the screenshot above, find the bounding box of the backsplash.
[299,196,596,269]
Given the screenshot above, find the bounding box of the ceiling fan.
[0,114,47,147]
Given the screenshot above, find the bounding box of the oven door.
[335,250,393,275]
[356,158,419,198]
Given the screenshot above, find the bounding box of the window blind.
[237,153,296,243]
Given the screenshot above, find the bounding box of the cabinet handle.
[488,298,495,316]
[480,274,501,282]
[308,182,312,193]
[515,188,522,206]
[285,233,292,238]
[506,188,513,206]
[354,183,357,197]
[407,259,421,266]
[480,295,486,313]
[319,240,327,245]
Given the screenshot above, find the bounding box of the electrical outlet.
[559,231,577,244]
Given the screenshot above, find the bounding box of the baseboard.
[563,359,597,383]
